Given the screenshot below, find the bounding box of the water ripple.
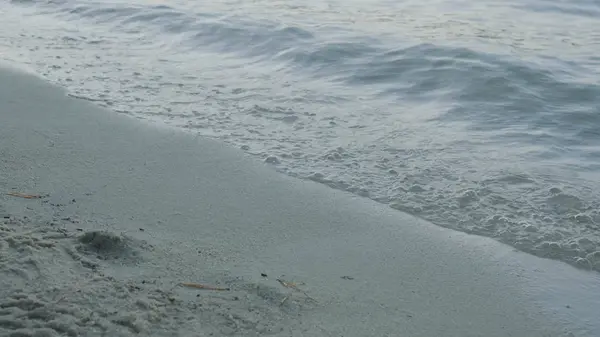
[2,0,600,272]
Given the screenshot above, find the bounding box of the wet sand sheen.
[1,65,597,336]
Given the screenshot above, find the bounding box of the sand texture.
[2,64,598,336]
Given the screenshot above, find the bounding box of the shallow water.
[1,0,599,271]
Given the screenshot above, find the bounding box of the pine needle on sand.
[276,276,317,305]
[180,282,230,291]
[6,192,45,199]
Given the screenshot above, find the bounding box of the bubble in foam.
[264,156,280,165]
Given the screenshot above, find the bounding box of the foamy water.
[1,0,600,271]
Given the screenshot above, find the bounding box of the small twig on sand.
[180,282,230,291]
[6,192,44,199]
[276,276,317,304]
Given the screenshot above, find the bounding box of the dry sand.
[1,64,599,337]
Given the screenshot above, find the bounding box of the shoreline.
[1,64,598,336]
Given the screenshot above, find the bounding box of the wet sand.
[1,65,598,337]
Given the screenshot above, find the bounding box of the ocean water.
[1,0,599,271]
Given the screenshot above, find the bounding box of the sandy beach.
[1,65,599,337]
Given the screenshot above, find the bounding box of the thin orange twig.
[180,282,230,291]
[7,192,43,199]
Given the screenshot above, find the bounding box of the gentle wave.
[3,0,600,272]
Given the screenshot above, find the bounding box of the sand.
[1,64,599,337]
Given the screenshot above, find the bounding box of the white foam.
[1,66,599,336]
[2,0,600,272]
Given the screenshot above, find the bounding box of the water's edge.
[2,0,599,273]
